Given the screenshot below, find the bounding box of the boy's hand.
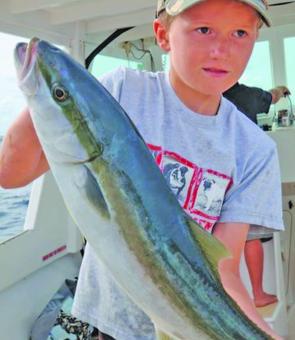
[0,107,49,188]
[213,222,282,340]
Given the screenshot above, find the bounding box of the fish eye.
[52,84,68,102]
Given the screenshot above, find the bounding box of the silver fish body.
[14,38,272,340]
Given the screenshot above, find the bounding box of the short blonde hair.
[158,10,174,29]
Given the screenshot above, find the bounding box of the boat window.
[89,54,144,78]
[240,41,275,124]
[239,41,273,92]
[162,54,170,72]
[0,32,30,243]
[284,37,295,103]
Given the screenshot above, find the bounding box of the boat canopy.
[1,0,295,56]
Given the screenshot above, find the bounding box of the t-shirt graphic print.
[148,144,232,233]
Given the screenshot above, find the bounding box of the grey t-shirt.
[72,67,284,339]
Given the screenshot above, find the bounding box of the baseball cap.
[156,0,271,26]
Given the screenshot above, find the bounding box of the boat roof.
[1,0,295,47]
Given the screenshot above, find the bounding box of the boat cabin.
[1,0,295,338]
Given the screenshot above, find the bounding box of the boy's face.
[154,0,260,98]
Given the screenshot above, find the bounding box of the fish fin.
[155,329,177,340]
[79,165,110,219]
[186,217,231,275]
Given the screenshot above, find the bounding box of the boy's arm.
[0,107,49,189]
[213,222,281,340]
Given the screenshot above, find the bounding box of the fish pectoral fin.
[75,165,110,219]
[155,329,177,340]
[186,217,231,274]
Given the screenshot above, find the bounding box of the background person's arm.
[269,86,290,104]
[0,107,49,188]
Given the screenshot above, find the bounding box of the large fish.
[14,38,272,340]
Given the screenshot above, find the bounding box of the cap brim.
[241,0,271,27]
[165,0,271,27]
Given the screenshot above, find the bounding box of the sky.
[0,32,28,77]
[0,33,29,136]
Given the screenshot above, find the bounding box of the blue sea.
[0,183,31,241]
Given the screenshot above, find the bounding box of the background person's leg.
[244,239,277,307]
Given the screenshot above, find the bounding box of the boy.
[0,0,284,339]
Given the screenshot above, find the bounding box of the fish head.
[14,38,104,164]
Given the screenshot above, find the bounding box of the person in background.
[224,83,290,123]
[224,83,290,307]
[0,0,284,339]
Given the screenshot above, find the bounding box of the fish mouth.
[14,37,39,94]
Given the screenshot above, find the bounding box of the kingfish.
[14,38,272,340]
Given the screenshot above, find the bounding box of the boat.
[1,0,295,338]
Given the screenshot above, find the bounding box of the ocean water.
[0,184,31,242]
